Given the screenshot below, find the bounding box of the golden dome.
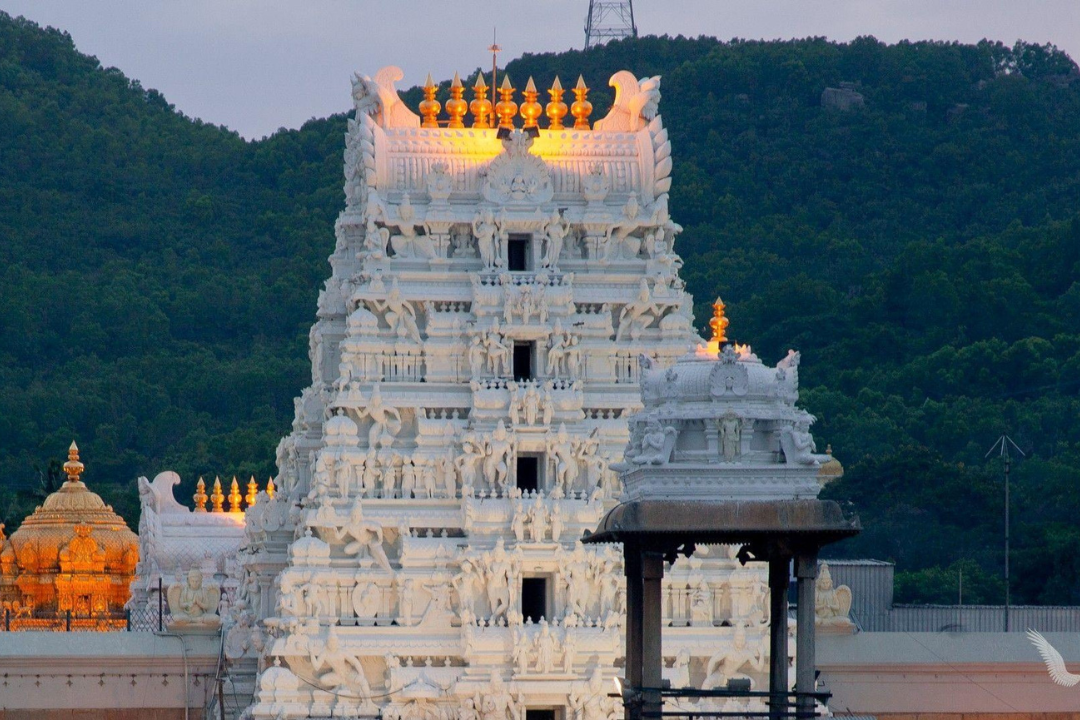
[4,442,139,617]
[817,444,845,485]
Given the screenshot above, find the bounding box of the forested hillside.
[2,12,1080,602]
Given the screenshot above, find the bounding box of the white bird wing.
[1028,629,1080,687]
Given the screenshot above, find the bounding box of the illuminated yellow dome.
[3,442,138,620]
[817,444,844,485]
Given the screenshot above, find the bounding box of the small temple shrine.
[0,443,139,628]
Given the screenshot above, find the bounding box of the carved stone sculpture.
[167,568,221,630]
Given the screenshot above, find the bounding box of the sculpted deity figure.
[547,424,580,497]
[563,541,593,619]
[167,568,221,628]
[354,383,402,449]
[561,631,577,673]
[533,620,558,671]
[542,389,555,426]
[310,631,371,697]
[468,335,486,380]
[382,455,400,498]
[542,210,570,269]
[472,209,500,269]
[439,449,457,498]
[528,495,548,542]
[482,319,513,377]
[549,503,564,542]
[485,421,515,493]
[703,624,765,689]
[361,450,379,497]
[598,560,619,617]
[547,320,571,378]
[523,384,541,425]
[631,419,677,465]
[418,580,455,628]
[476,670,520,720]
[485,538,515,623]
[512,626,530,675]
[329,499,393,572]
[508,381,522,425]
[569,668,614,720]
[616,278,660,340]
[720,411,742,461]
[815,563,854,627]
[780,418,832,466]
[457,432,485,494]
[370,279,422,343]
[511,502,527,542]
[453,557,484,618]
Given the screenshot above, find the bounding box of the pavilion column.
[795,551,819,718]
[768,554,791,720]
[641,551,665,720]
[624,543,643,720]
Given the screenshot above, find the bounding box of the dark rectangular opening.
[526,711,556,720]
[521,577,548,624]
[516,456,539,492]
[507,234,529,271]
[513,342,534,380]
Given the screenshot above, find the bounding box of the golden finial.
[520,77,542,130]
[419,74,441,129]
[446,72,468,129]
[194,477,208,512]
[63,441,85,484]
[702,297,730,356]
[495,75,517,130]
[470,74,493,129]
[571,75,592,130]
[245,475,258,508]
[228,476,243,513]
[545,76,568,130]
[211,476,225,513]
[266,476,276,500]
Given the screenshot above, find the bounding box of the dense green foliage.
[2,13,1079,603]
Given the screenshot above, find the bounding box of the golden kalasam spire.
[228,477,243,513]
[211,476,225,513]
[704,297,730,355]
[446,72,468,129]
[571,75,592,130]
[520,77,542,129]
[266,476,276,500]
[193,477,208,512]
[496,75,517,130]
[419,73,441,128]
[245,476,258,508]
[63,441,85,484]
[545,76,568,130]
[470,74,493,129]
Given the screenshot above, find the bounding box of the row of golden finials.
[191,475,275,513]
[419,73,594,131]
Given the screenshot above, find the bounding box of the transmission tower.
[584,0,637,50]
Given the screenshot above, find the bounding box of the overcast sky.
[5,1,1078,139]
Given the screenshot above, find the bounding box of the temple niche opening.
[0,443,139,629]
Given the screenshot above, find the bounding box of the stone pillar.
[624,543,643,720]
[642,552,665,720]
[795,551,819,718]
[768,555,790,720]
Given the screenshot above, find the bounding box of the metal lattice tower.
[584,0,637,49]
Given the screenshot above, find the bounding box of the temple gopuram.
[0,443,139,629]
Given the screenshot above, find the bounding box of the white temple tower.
[239,67,795,720]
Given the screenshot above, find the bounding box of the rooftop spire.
[63,441,85,485]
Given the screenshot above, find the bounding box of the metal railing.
[1,606,172,632]
[624,686,831,720]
